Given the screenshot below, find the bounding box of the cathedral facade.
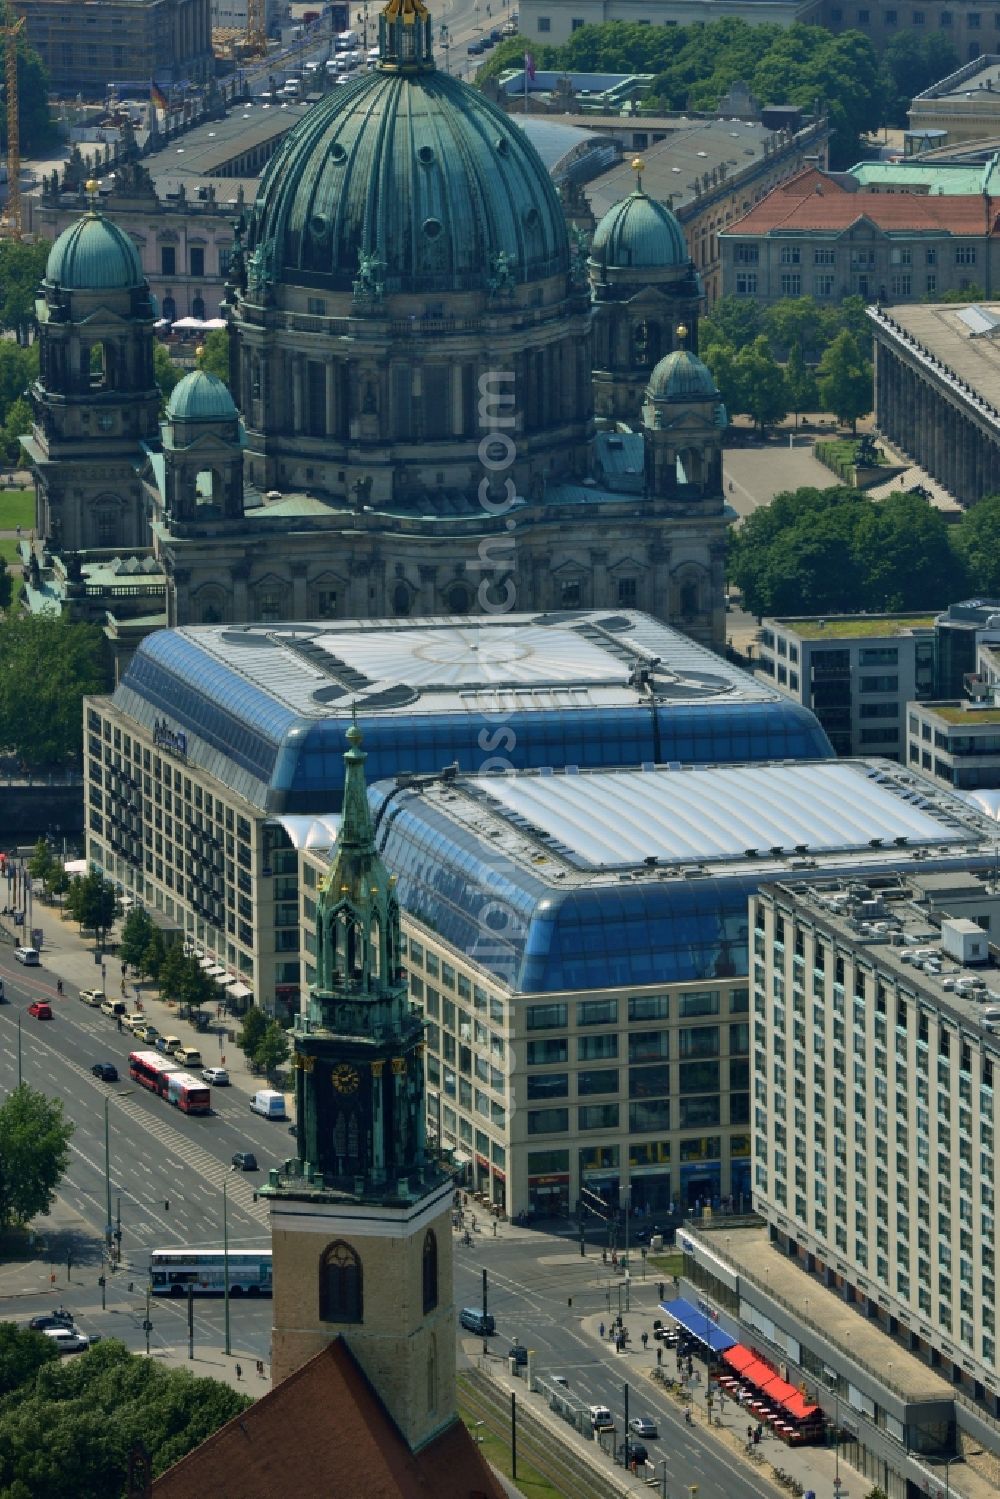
[25,0,730,650]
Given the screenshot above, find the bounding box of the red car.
[27,1001,52,1020]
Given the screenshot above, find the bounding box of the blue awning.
[662,1297,735,1353]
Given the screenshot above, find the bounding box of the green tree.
[153,342,183,407]
[195,330,231,387]
[701,338,742,419]
[177,955,214,1015]
[42,863,69,903]
[237,1005,268,1060]
[0,615,111,765]
[0,1338,250,1496]
[68,871,118,942]
[1,395,31,464]
[732,336,788,432]
[762,296,821,358]
[880,32,958,127]
[0,340,38,426]
[0,1084,73,1229]
[701,294,761,353]
[784,342,819,426]
[119,907,154,971]
[0,244,49,345]
[254,1019,290,1076]
[141,928,166,983]
[26,839,54,883]
[854,489,964,611]
[0,25,53,158]
[157,939,188,1003]
[953,492,1000,595]
[817,330,873,432]
[936,283,986,303]
[0,1323,58,1397]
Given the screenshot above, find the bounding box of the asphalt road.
[453,1235,787,1499]
[0,953,281,1367]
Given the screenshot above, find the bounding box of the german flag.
[150,80,169,112]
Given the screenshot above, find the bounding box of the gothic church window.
[319,1240,363,1323]
[422,1229,438,1314]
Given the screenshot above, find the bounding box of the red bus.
[129,1050,182,1096]
[166,1071,211,1115]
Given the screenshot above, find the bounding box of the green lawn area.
[0,490,33,530]
[0,538,20,564]
[781,615,936,640]
[457,1377,568,1499]
[648,1250,684,1278]
[931,705,1000,724]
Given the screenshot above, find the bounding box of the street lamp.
[923,1453,961,1499]
[103,1090,134,1311]
[223,1174,231,1357]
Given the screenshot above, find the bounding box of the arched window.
[393,582,411,616]
[445,584,470,614]
[680,580,699,618]
[192,294,206,320]
[422,1228,438,1314]
[320,1240,363,1323]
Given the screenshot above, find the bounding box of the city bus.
[129,1049,182,1097]
[165,1070,211,1115]
[149,1248,273,1296]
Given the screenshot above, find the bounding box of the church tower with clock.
[262,718,457,1452]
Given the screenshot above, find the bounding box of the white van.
[251,1089,287,1120]
[14,946,40,965]
[589,1405,614,1432]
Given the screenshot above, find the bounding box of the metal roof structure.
[108,612,832,812]
[369,759,1000,993]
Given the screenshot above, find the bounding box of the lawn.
[0,490,33,530]
[781,615,936,640]
[456,1377,568,1499]
[648,1250,684,1279]
[0,538,20,564]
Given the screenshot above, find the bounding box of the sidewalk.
[579,1304,846,1498]
[12,903,275,1110]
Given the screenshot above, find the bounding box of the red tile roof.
[725,168,1000,236]
[151,1340,507,1499]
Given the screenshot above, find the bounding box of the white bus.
[149,1247,272,1296]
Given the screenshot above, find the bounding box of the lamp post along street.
[104,1090,134,1255]
[223,1174,232,1357]
[16,1014,21,1088]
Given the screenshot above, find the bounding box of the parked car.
[28,1311,74,1332]
[232,1151,258,1171]
[14,946,40,965]
[43,1327,90,1354]
[79,988,105,1006]
[157,1034,182,1055]
[134,1023,160,1044]
[91,1062,119,1082]
[619,1440,648,1467]
[122,1013,146,1032]
[202,1067,230,1086]
[508,1343,528,1366]
[100,999,127,1018]
[629,1416,657,1438]
[28,1001,52,1020]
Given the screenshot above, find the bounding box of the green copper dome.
[244,3,568,295]
[166,370,237,422]
[46,211,145,291]
[591,188,688,270]
[647,349,719,402]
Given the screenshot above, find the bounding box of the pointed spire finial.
[340,711,373,848]
[631,156,645,194]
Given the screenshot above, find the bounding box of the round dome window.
[330,142,348,164]
[523,207,539,229]
[311,213,329,236]
[423,218,443,239]
[495,137,510,157]
[417,145,435,166]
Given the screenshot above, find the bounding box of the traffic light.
[97,1275,105,1288]
[164,1200,170,1211]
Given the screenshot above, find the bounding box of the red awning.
[722,1345,756,1372]
[759,1373,799,1404]
[741,1358,779,1390]
[782,1391,821,1421]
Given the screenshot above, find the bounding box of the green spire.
[340,706,374,849]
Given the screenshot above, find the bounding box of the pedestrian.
[116,1016,123,1033]
[602,1248,607,1264]
[492,1220,497,1237]
[641,1331,648,1350]
[747,1424,753,1443]
[599,1321,605,1339]
[657,1347,662,1366]
[235,1363,242,1381]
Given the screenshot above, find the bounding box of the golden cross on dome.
[631,156,645,193]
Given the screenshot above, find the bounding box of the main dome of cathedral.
[244,0,569,296]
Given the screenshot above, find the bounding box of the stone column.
[290,561,307,618]
[419,565,437,613]
[232,563,249,620]
[292,356,303,433]
[590,549,608,610]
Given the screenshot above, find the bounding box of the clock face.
[97,415,114,431]
[332,1063,360,1095]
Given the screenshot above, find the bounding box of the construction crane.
[0,5,24,239]
[244,0,267,59]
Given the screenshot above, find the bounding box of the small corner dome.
[45,211,145,291]
[647,349,719,402]
[591,190,688,269]
[166,369,237,422]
